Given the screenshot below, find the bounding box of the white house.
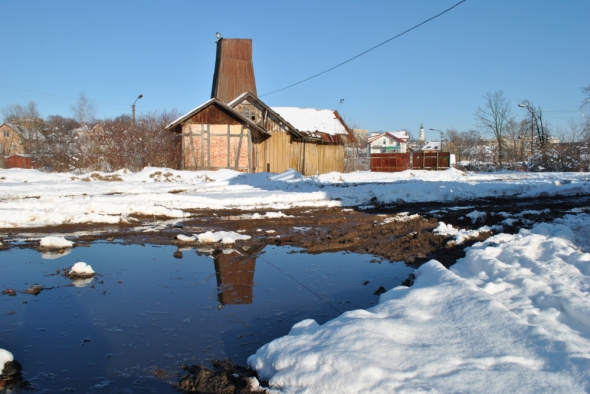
[368,131,408,154]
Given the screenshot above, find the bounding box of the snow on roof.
[421,141,441,150]
[368,132,407,144]
[389,130,409,140]
[271,107,348,136]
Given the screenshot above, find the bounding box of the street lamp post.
[132,94,143,123]
[430,128,444,151]
[518,103,535,157]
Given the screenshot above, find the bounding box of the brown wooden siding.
[371,152,451,172]
[190,104,241,125]
[256,131,344,175]
[211,39,257,104]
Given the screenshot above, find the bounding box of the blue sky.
[1,0,588,140]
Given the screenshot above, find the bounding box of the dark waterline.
[0,242,413,392]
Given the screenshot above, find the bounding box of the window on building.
[244,107,250,118]
[3,131,9,138]
[11,143,17,151]
[382,139,386,145]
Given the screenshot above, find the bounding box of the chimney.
[211,38,257,104]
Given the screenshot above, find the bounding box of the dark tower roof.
[211,38,257,104]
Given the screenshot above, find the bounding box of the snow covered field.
[1,167,590,392]
[0,167,588,229]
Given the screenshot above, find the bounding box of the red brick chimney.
[211,38,257,104]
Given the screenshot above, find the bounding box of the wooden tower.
[211,38,257,104]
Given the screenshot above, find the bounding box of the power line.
[0,84,129,110]
[260,0,468,97]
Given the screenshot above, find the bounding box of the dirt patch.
[177,359,265,394]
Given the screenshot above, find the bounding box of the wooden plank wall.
[257,132,344,175]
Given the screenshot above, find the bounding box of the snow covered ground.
[248,214,590,393]
[1,167,590,392]
[0,167,588,228]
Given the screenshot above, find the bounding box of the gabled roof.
[421,141,442,151]
[165,98,268,135]
[368,132,406,144]
[271,107,356,143]
[1,122,46,141]
[228,92,307,140]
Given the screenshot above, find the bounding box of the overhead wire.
[260,0,468,97]
[0,84,130,111]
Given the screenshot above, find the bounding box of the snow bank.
[248,216,590,393]
[434,222,492,245]
[39,236,74,249]
[0,348,14,375]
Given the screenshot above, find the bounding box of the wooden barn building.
[166,38,355,175]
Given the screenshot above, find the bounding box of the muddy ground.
[1,195,588,392]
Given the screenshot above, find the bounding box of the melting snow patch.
[196,231,251,244]
[66,262,96,279]
[176,234,195,242]
[466,210,486,223]
[241,212,293,219]
[0,348,14,375]
[39,236,74,249]
[434,222,492,245]
[379,212,420,225]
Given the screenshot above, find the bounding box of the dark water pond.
[0,242,413,392]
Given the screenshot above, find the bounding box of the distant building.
[368,131,408,153]
[421,141,442,152]
[418,123,425,142]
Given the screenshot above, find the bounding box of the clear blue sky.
[2,0,588,140]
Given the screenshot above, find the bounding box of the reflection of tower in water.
[213,246,263,306]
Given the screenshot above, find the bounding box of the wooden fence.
[371,152,451,172]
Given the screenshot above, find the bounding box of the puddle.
[0,242,413,391]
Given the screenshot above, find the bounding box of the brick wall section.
[182,123,250,171]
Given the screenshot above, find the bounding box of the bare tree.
[474,90,513,166]
[518,100,551,151]
[84,109,181,172]
[35,116,82,171]
[70,92,97,126]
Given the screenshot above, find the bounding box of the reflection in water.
[2,243,414,391]
[71,277,93,287]
[40,248,72,259]
[212,246,264,306]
